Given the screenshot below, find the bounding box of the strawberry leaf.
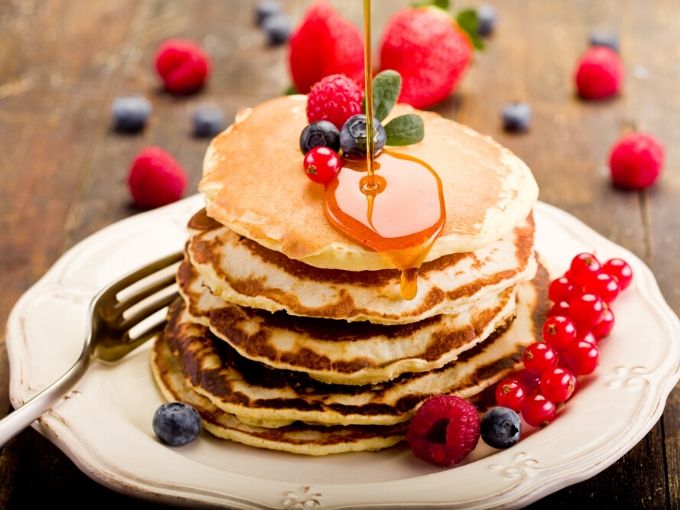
[412,0,449,10]
[456,9,485,50]
[384,114,424,146]
[371,70,401,121]
[284,84,299,95]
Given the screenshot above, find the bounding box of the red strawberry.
[288,1,364,93]
[379,7,472,109]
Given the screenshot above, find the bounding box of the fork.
[0,251,183,446]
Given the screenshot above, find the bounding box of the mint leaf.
[384,114,424,146]
[456,9,484,50]
[412,0,449,10]
[372,70,401,121]
[284,84,298,95]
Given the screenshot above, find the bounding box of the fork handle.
[0,349,91,446]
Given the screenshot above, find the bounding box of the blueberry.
[193,104,226,138]
[262,13,292,46]
[153,402,201,446]
[111,95,151,133]
[589,30,619,52]
[477,5,497,37]
[339,114,386,158]
[480,407,521,449]
[255,0,281,27]
[502,102,531,132]
[300,121,341,154]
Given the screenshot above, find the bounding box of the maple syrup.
[323,0,446,300]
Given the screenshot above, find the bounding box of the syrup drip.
[325,152,445,300]
[323,0,446,300]
[188,208,222,231]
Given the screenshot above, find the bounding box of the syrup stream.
[322,0,446,301]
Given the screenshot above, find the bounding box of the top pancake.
[200,95,539,271]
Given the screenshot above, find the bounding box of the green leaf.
[283,84,299,95]
[371,70,401,121]
[456,9,485,50]
[412,0,449,10]
[384,114,425,146]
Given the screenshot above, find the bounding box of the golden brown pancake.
[200,95,539,270]
[179,258,518,385]
[152,335,407,455]
[155,264,547,428]
[187,213,536,324]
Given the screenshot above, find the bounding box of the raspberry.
[574,46,623,100]
[609,133,664,190]
[155,39,210,94]
[307,74,363,130]
[379,7,472,109]
[288,2,364,93]
[407,395,480,467]
[127,147,188,209]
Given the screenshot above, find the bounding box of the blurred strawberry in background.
[379,6,473,109]
[287,1,479,109]
[288,2,364,93]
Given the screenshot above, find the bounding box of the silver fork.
[0,251,183,446]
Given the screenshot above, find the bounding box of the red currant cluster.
[495,252,633,427]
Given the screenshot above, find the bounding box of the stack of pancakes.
[151,96,546,455]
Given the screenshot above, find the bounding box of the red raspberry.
[307,74,363,130]
[407,395,480,467]
[379,7,472,109]
[127,147,187,209]
[288,2,364,93]
[574,46,623,100]
[609,133,664,190]
[155,39,210,94]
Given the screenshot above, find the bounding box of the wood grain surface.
[1,0,678,508]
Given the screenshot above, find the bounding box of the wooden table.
[1,0,678,507]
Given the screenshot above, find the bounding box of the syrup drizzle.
[323,0,446,300]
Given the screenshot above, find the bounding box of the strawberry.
[288,1,364,93]
[379,7,472,109]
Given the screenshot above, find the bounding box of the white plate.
[6,196,680,509]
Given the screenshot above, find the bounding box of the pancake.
[156,264,547,428]
[187,213,536,324]
[152,335,407,455]
[179,258,518,385]
[200,95,539,271]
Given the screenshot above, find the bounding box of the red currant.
[578,330,597,344]
[602,258,633,290]
[549,276,577,303]
[303,147,343,184]
[495,377,526,412]
[583,272,620,303]
[564,340,600,375]
[522,343,559,375]
[521,393,557,427]
[568,293,606,328]
[517,370,541,393]
[592,306,615,340]
[542,315,577,352]
[569,253,602,286]
[539,367,576,403]
[548,300,571,317]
